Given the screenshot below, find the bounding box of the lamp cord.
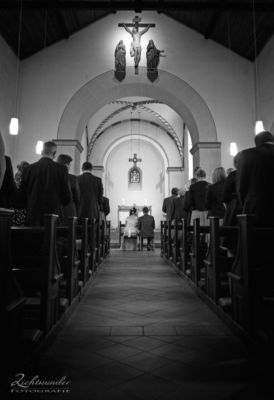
[130,110,133,157]
[15,0,23,116]
[252,0,259,121]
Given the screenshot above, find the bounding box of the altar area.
[117,205,152,225]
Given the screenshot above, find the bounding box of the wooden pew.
[105,220,111,255]
[160,221,165,256]
[179,219,193,275]
[189,219,209,287]
[88,219,96,274]
[57,217,80,305]
[1,209,26,340]
[11,214,63,336]
[76,217,91,286]
[204,217,238,304]
[171,220,183,267]
[228,215,274,336]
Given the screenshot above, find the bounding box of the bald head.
[254,131,274,147]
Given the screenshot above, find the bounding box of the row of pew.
[161,215,274,344]
[2,208,110,354]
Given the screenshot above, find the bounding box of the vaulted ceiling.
[0,1,274,61]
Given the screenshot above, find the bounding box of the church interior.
[1,1,274,399]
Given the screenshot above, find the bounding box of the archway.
[56,67,220,175]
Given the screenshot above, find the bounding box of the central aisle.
[32,250,269,400]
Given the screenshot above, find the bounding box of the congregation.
[0,137,109,227]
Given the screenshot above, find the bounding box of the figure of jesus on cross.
[119,16,155,69]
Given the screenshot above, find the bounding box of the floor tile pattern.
[24,250,273,400]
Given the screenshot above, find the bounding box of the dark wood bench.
[104,220,111,255]
[1,209,26,341]
[179,219,193,275]
[228,215,274,337]
[11,214,63,336]
[88,219,97,274]
[57,217,81,305]
[76,217,91,286]
[204,217,238,305]
[189,219,210,287]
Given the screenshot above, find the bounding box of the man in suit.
[57,154,80,223]
[237,130,274,227]
[170,188,187,221]
[20,141,71,226]
[138,207,155,251]
[162,187,178,221]
[77,162,103,221]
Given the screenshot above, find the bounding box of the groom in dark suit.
[237,131,274,226]
[20,141,71,226]
[77,162,103,221]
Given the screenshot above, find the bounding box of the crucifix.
[118,16,155,70]
[129,153,142,167]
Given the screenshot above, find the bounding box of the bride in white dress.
[121,208,139,249]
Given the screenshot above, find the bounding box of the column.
[53,139,83,175]
[166,166,185,194]
[190,142,221,180]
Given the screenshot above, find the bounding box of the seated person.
[121,207,139,249]
[138,207,155,251]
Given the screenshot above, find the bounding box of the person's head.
[143,206,149,214]
[171,187,178,196]
[226,167,234,176]
[194,166,201,177]
[233,152,241,169]
[82,161,93,172]
[254,131,274,147]
[17,161,29,172]
[196,168,206,180]
[178,188,185,197]
[185,177,197,191]
[212,167,226,184]
[130,207,137,216]
[57,154,72,171]
[42,141,57,159]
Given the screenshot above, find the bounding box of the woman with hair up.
[205,166,227,224]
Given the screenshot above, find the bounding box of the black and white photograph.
[1,1,274,399]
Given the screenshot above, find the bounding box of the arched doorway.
[56,67,220,176]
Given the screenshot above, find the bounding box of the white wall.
[0,36,17,159]
[14,11,255,170]
[257,35,274,132]
[105,138,165,228]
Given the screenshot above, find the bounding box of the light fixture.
[229,142,238,157]
[9,0,23,135]
[252,0,265,135]
[255,120,265,135]
[36,140,44,155]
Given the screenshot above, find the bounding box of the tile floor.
[21,250,273,400]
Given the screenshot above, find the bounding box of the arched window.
[128,166,142,190]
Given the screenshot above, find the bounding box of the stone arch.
[58,67,217,144]
[102,134,169,197]
[57,67,220,175]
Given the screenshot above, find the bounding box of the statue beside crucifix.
[119,16,155,70]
